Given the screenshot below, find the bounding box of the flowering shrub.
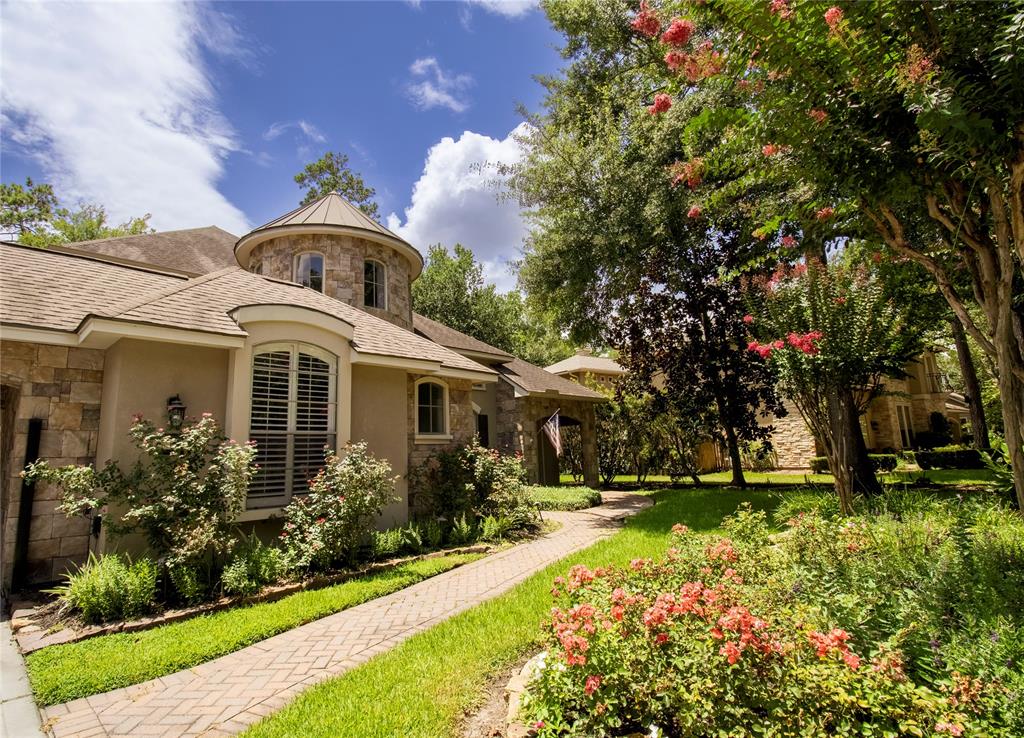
[25,415,257,567]
[408,438,539,533]
[279,442,398,571]
[522,501,1023,736]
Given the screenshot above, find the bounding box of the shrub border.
[14,545,490,654]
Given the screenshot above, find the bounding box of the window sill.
[414,433,453,445]
[238,505,286,522]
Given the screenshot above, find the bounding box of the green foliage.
[479,515,514,543]
[983,441,1019,500]
[279,442,398,572]
[528,486,602,512]
[422,518,444,549]
[28,553,483,706]
[0,177,58,236]
[372,528,405,560]
[294,151,379,217]
[24,415,257,568]
[19,203,152,248]
[524,497,1023,736]
[449,513,476,545]
[51,553,158,625]
[410,243,572,366]
[409,438,540,534]
[810,454,897,474]
[221,533,285,597]
[916,448,986,470]
[169,565,206,607]
[401,523,424,554]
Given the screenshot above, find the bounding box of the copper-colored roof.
[235,192,423,277]
[0,242,490,376]
[55,226,238,276]
[412,313,514,361]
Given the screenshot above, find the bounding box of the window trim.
[248,341,338,508]
[293,251,326,293]
[363,258,388,310]
[414,377,451,442]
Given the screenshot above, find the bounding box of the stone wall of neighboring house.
[406,375,475,512]
[768,401,820,469]
[495,381,599,488]
[250,233,413,330]
[1,341,104,588]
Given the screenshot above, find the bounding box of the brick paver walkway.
[40,492,651,738]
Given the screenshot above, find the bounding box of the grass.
[242,487,777,738]
[527,485,603,511]
[561,468,994,488]
[26,553,483,706]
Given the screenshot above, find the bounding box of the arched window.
[416,379,448,437]
[294,252,324,292]
[249,342,337,507]
[364,259,387,309]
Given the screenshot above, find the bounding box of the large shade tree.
[614,0,1023,504]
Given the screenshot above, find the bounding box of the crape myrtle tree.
[617,0,1024,505]
[745,259,925,513]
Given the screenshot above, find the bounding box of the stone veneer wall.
[769,400,820,469]
[249,233,413,330]
[406,376,475,513]
[1,341,103,588]
[494,380,599,488]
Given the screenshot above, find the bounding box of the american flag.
[542,409,562,457]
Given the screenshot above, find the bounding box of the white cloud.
[405,57,473,114]
[387,124,532,292]
[465,0,537,19]
[263,120,327,144]
[0,2,250,234]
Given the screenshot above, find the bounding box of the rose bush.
[279,442,398,571]
[522,501,1022,737]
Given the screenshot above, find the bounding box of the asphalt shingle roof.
[412,313,514,361]
[56,226,238,276]
[0,242,491,376]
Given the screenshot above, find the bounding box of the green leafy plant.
[401,523,424,555]
[422,519,444,549]
[479,515,513,543]
[449,513,476,545]
[372,528,405,560]
[279,442,398,572]
[221,533,284,597]
[24,414,257,568]
[51,553,158,625]
[168,565,205,606]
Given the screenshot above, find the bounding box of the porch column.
[580,404,599,488]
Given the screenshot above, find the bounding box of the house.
[765,350,972,469]
[0,192,602,589]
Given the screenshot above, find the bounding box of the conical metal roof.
[235,191,422,277]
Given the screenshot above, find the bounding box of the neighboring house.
[767,349,971,469]
[0,192,602,588]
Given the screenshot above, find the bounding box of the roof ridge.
[63,225,236,249]
[106,266,241,318]
[0,240,190,280]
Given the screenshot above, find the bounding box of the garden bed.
[12,544,490,654]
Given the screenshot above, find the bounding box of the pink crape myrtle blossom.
[661,18,695,46]
[631,1,661,37]
[648,93,672,115]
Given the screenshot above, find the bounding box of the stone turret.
[234,192,422,330]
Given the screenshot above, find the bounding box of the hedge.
[914,448,984,470]
[809,454,898,475]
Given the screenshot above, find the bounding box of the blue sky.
[0,0,563,288]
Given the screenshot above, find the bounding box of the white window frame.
[293,251,326,293]
[248,341,338,508]
[363,258,388,310]
[414,377,451,443]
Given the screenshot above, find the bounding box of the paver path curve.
[41,492,651,738]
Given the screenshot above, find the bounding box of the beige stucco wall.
[248,233,413,330]
[351,365,409,527]
[1,341,104,586]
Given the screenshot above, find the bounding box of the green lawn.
[561,468,994,488]
[527,485,602,511]
[27,553,483,706]
[243,488,777,738]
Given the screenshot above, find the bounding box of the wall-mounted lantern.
[167,395,187,430]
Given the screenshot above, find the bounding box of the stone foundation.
[1,341,103,588]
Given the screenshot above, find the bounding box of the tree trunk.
[845,390,883,496]
[826,388,858,515]
[950,318,991,450]
[721,422,747,488]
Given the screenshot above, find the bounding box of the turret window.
[294,252,324,292]
[364,259,387,309]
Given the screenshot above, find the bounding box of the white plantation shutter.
[249,343,337,508]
